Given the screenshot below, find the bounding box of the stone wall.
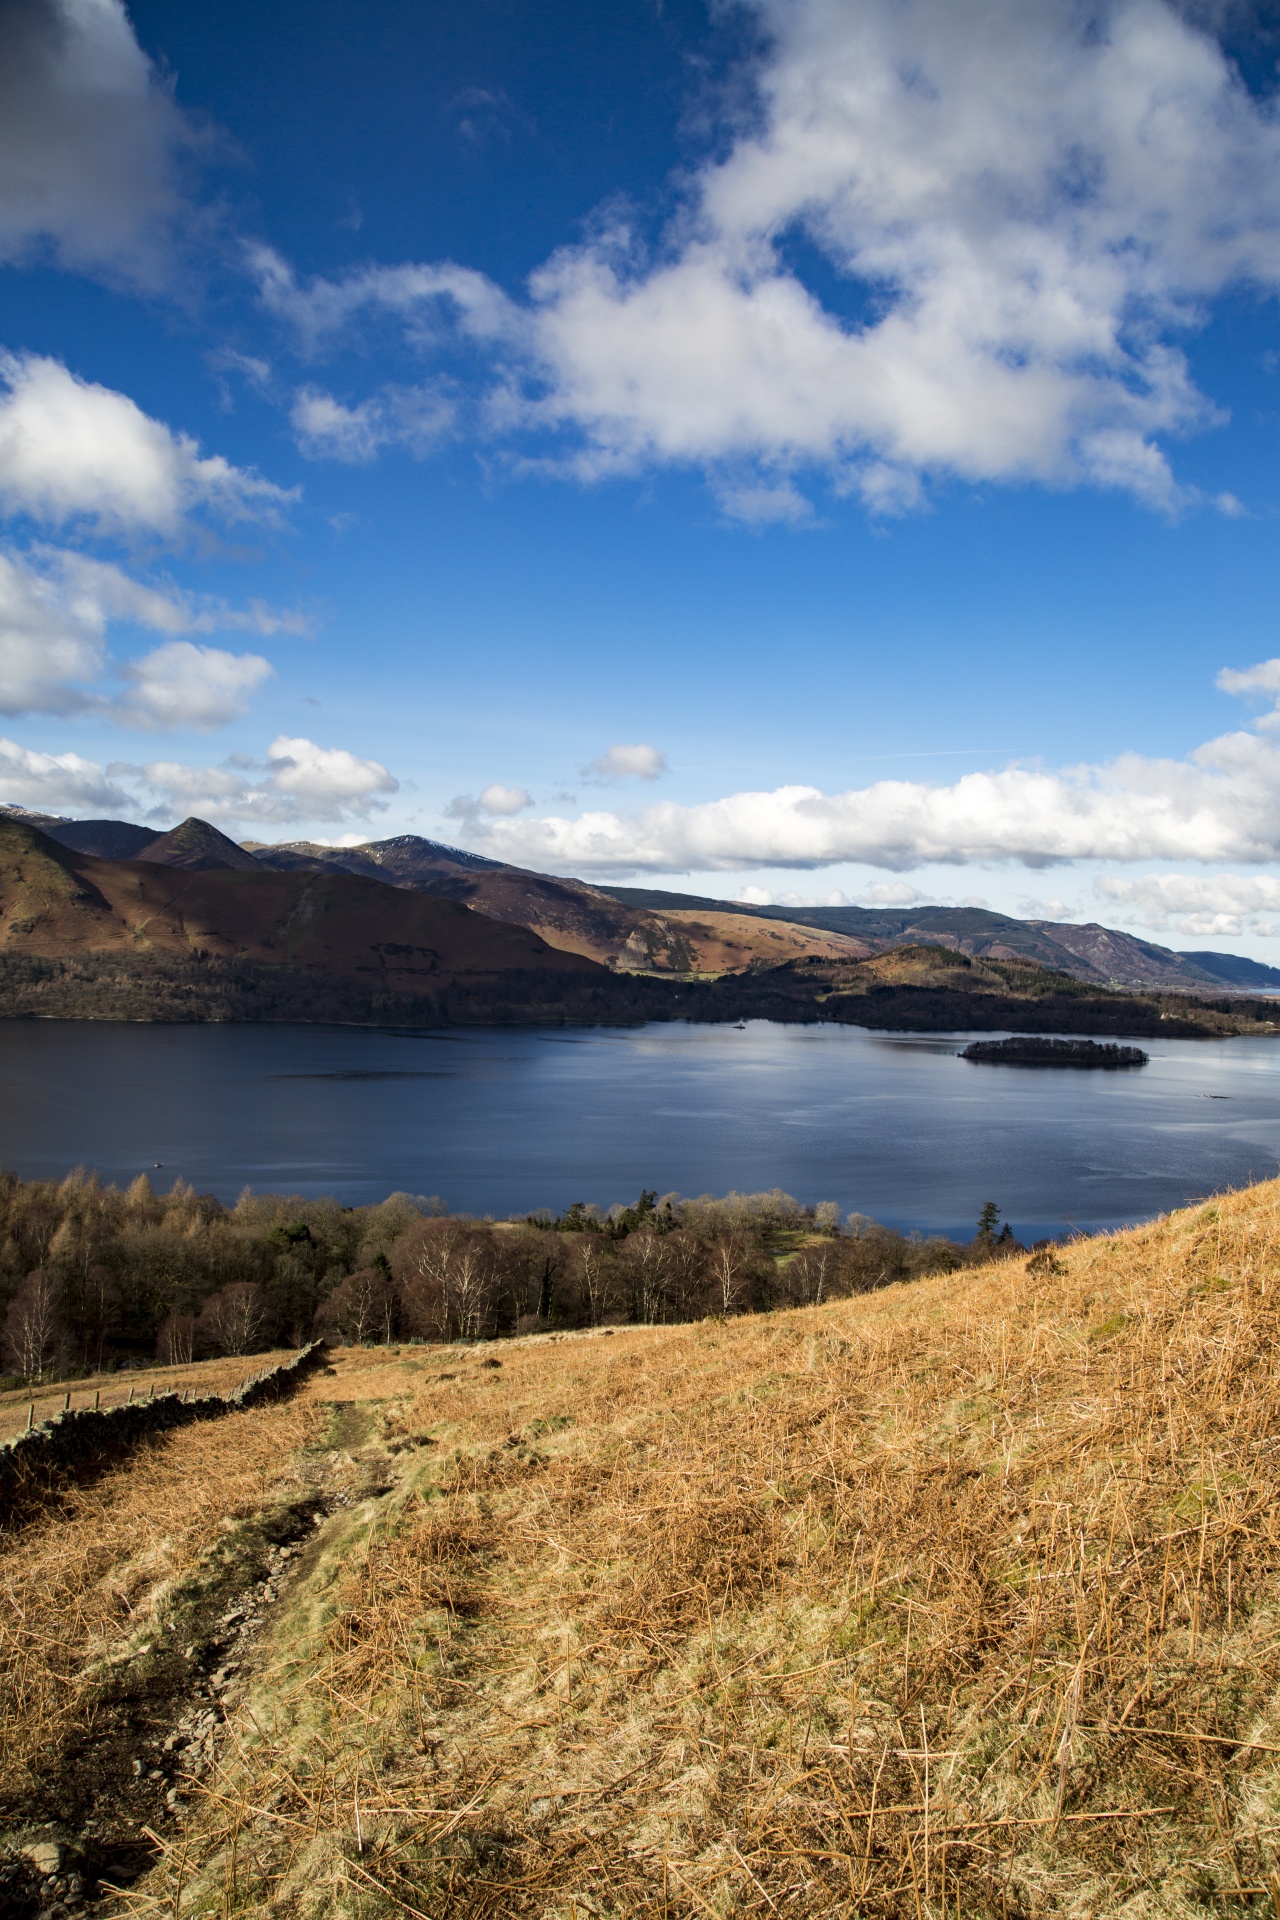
[0,1341,327,1525]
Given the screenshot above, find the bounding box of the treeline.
[0,1169,1027,1384]
[0,951,1265,1038]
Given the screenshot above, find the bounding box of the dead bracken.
[9,1182,1280,1914]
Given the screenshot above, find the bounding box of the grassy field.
[10,1181,1280,1915]
[0,1352,301,1443]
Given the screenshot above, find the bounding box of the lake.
[0,1019,1277,1240]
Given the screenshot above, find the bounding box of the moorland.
[5,1177,1280,1915]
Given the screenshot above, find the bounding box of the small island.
[961,1036,1149,1068]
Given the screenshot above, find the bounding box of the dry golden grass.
[0,1397,320,1805]
[106,1180,1280,1915]
[0,1350,300,1443]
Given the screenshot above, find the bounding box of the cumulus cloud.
[0,353,293,535]
[39,734,401,829]
[861,882,926,907]
[0,0,195,284]
[586,742,667,781]
[1097,872,1280,937]
[115,640,273,732]
[0,546,105,714]
[0,734,130,812]
[291,383,454,463]
[445,783,532,823]
[0,544,296,723]
[253,0,1280,513]
[456,657,1280,876]
[1216,659,1280,699]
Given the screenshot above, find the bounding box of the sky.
[7,2,1280,952]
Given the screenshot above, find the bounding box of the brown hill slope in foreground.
[0,817,600,995]
[9,1181,1280,1915]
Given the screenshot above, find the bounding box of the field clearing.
[0,1350,300,1442]
[10,1184,1280,1914]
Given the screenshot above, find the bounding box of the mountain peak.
[135,817,264,873]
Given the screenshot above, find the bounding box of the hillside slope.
[19,1176,1280,1918]
[245,833,873,972]
[12,804,1278,991]
[0,818,601,998]
[135,816,264,872]
[604,887,1274,992]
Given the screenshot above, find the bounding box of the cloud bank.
[460,661,1280,877]
[0,730,398,827]
[257,0,1280,514]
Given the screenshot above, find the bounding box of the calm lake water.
[1,1019,1278,1240]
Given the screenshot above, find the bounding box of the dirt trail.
[0,1347,423,1917]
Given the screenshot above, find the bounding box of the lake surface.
[1,1019,1278,1240]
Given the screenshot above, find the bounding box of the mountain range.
[4,802,1278,995]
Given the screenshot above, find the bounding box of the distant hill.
[135,816,263,872]
[8,802,1278,996]
[1,821,1275,1037]
[602,887,1249,994]
[0,818,603,1019]
[0,803,160,861]
[1178,949,1280,989]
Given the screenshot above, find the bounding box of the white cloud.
[0,353,293,535]
[0,0,194,284]
[249,245,518,352]
[116,640,273,732]
[0,734,130,812]
[260,735,397,816]
[1216,659,1280,699]
[0,544,295,723]
[587,742,667,781]
[456,660,1280,876]
[23,734,401,829]
[291,383,454,463]
[1097,872,1280,937]
[0,547,105,714]
[860,882,925,907]
[261,0,1280,513]
[445,783,532,823]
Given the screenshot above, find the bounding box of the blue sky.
[6,2,1280,952]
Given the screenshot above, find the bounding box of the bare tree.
[157,1310,197,1365]
[709,1233,753,1316]
[316,1268,397,1345]
[570,1235,618,1327]
[782,1241,842,1308]
[620,1232,672,1324]
[3,1270,64,1381]
[197,1282,271,1356]
[400,1229,496,1341]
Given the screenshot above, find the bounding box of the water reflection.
[0,1018,1276,1242]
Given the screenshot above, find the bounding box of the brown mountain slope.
[0,819,602,994]
[135,816,264,873]
[0,802,160,861]
[245,833,866,973]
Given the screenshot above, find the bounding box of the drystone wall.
[0,1341,327,1524]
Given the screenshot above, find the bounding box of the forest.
[0,1170,1025,1384]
